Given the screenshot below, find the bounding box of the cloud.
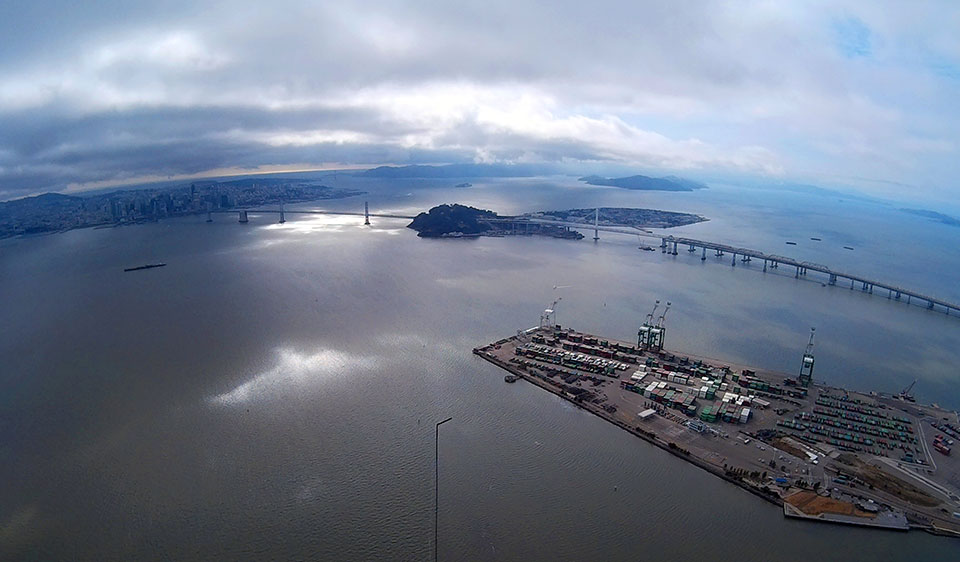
[0,1,958,201]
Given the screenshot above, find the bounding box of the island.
[406,204,498,238]
[527,207,707,229]
[407,204,708,239]
[579,174,707,191]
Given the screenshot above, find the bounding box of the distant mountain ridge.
[900,208,960,227]
[578,174,707,191]
[359,163,553,178]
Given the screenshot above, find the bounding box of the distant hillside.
[360,163,552,178]
[900,208,960,227]
[1,192,82,209]
[578,174,707,191]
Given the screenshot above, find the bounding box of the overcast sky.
[1,1,958,202]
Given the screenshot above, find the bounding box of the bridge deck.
[508,217,960,315]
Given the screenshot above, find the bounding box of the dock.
[474,325,960,536]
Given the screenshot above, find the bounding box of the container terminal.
[473,303,960,537]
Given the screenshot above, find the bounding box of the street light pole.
[435,417,452,562]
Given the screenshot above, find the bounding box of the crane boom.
[656,301,671,327]
[646,300,660,324]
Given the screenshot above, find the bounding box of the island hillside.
[407,204,496,237]
[408,204,706,238]
[579,174,707,191]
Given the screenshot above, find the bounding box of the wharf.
[474,333,786,508]
[474,326,960,537]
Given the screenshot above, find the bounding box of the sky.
[0,1,958,203]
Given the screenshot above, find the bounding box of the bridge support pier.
[895,291,901,300]
[701,247,706,261]
[731,253,736,266]
[672,241,678,255]
[828,274,837,285]
[238,210,248,223]
[364,202,370,225]
[795,266,799,278]
[927,300,935,310]
[661,238,667,253]
[206,210,213,223]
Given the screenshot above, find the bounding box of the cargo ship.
[124,263,166,272]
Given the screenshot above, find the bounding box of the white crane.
[540,297,562,329]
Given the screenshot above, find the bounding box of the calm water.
[2,176,960,560]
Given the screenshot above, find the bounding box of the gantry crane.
[638,300,670,351]
[540,297,562,329]
[899,379,917,402]
[638,300,660,348]
[798,328,815,387]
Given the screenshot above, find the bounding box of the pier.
[474,325,960,536]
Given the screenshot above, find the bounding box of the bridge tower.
[279,200,286,224]
[593,208,600,241]
[798,328,815,387]
[364,202,370,225]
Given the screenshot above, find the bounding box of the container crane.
[656,301,671,328]
[898,380,917,402]
[798,328,815,387]
[648,301,671,351]
[638,300,660,348]
[540,297,561,329]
